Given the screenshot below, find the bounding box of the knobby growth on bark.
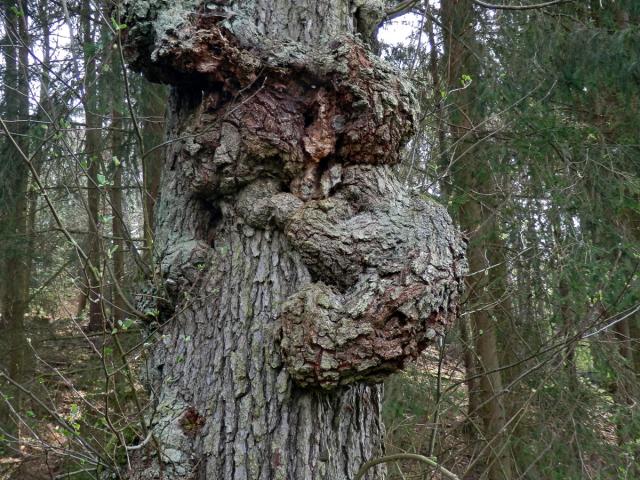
[121,0,466,477]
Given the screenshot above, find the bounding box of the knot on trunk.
[122,3,417,200]
[122,1,467,392]
[274,166,467,389]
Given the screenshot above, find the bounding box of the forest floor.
[0,311,142,480]
[1,314,621,480]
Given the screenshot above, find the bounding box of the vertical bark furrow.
[134,85,393,478]
[141,179,386,478]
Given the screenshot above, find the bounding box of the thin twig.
[355,453,460,480]
[473,0,570,10]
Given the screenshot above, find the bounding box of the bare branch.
[473,0,570,10]
[384,0,421,22]
[355,453,461,480]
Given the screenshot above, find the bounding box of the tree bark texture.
[82,0,105,331]
[122,1,466,478]
[0,0,32,441]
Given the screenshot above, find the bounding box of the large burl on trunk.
[122,1,466,478]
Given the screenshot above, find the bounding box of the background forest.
[0,0,638,479]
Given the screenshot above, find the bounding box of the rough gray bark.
[122,1,466,478]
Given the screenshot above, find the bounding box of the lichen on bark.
[122,0,418,199]
[275,166,466,388]
[121,0,467,478]
[232,165,466,389]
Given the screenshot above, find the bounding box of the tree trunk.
[140,82,166,267]
[0,0,32,445]
[81,0,105,331]
[630,317,640,382]
[463,201,514,480]
[110,106,126,323]
[121,1,466,478]
[426,10,481,426]
[440,1,514,477]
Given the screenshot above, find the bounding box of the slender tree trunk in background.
[106,34,127,322]
[110,107,126,323]
[464,208,514,480]
[121,1,466,478]
[510,191,544,383]
[441,1,513,477]
[629,314,640,453]
[81,0,104,331]
[27,0,52,322]
[583,203,638,447]
[426,7,447,177]
[427,2,481,426]
[618,200,640,384]
[459,313,481,424]
[611,315,638,448]
[0,0,32,447]
[582,145,639,448]
[140,83,166,267]
[559,276,578,384]
[491,230,515,377]
[549,204,579,387]
[22,69,45,355]
[630,317,640,381]
[613,320,633,367]
[611,299,638,447]
[440,0,484,431]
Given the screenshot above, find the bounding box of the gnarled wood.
[122,1,466,478]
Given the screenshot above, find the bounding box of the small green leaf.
[107,244,118,259]
[111,17,128,31]
[118,318,135,331]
